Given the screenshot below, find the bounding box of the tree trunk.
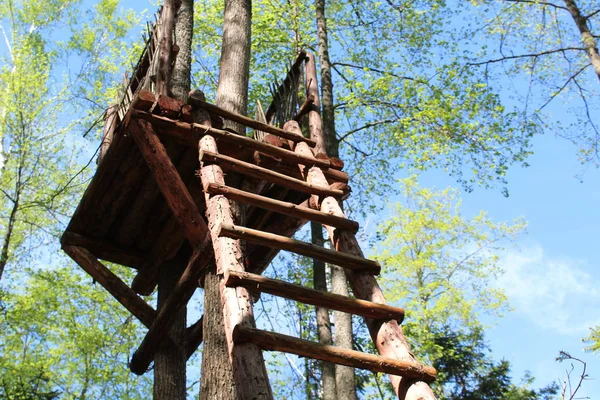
[154,2,193,398]
[199,265,237,399]
[154,254,187,400]
[200,1,269,399]
[562,0,600,81]
[315,0,358,398]
[312,222,337,400]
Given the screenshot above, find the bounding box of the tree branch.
[467,47,586,66]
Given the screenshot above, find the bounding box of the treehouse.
[61,3,437,399]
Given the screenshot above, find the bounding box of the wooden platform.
[61,91,347,283]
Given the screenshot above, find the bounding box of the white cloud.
[497,245,600,335]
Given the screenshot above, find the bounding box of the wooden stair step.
[206,183,358,232]
[200,151,346,199]
[217,224,380,274]
[225,270,403,322]
[187,96,317,148]
[233,326,436,382]
[132,110,331,169]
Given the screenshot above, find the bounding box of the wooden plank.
[61,231,145,268]
[265,50,308,121]
[225,270,403,322]
[188,96,317,147]
[217,224,380,274]
[233,326,436,382]
[130,247,212,374]
[200,151,345,199]
[128,119,209,248]
[62,245,156,328]
[131,110,331,169]
[207,183,357,232]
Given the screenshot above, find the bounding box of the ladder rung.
[206,183,358,232]
[225,270,403,322]
[233,326,436,382]
[217,224,380,274]
[200,151,346,199]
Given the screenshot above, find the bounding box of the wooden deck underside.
[63,103,315,275]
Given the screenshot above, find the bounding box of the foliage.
[466,0,600,168]
[582,326,600,353]
[376,177,524,363]
[0,265,151,399]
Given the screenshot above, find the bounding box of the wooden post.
[98,104,118,164]
[155,0,177,96]
[284,120,437,399]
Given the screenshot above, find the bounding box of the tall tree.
[152,1,195,398]
[314,0,357,398]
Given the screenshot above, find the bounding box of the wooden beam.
[61,231,145,268]
[98,104,118,164]
[128,119,209,248]
[130,247,212,374]
[207,183,357,232]
[233,326,436,382]
[225,270,403,322]
[253,153,349,184]
[62,245,156,328]
[293,94,315,122]
[131,110,331,169]
[188,97,317,147]
[217,224,380,274]
[200,151,345,199]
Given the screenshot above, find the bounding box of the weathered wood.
[225,270,403,322]
[253,152,349,184]
[200,151,345,199]
[266,50,308,122]
[285,119,436,397]
[233,326,436,382]
[131,110,331,169]
[132,174,206,296]
[62,245,156,328]
[130,247,212,374]
[217,224,380,274]
[98,104,118,164]
[128,119,209,248]
[188,96,316,147]
[206,183,358,232]
[61,231,145,268]
[293,94,315,122]
[305,53,326,154]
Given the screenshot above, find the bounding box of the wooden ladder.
[196,115,437,397]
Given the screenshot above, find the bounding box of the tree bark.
[315,0,358,397]
[154,254,187,400]
[562,0,600,81]
[171,0,194,102]
[199,265,237,400]
[154,2,193,398]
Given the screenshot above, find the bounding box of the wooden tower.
[61,6,437,399]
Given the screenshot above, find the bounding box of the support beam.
[206,183,358,231]
[130,248,212,374]
[131,110,331,169]
[128,118,209,248]
[62,245,156,328]
[217,224,380,274]
[200,151,346,199]
[233,326,436,382]
[225,270,403,322]
[188,97,317,147]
